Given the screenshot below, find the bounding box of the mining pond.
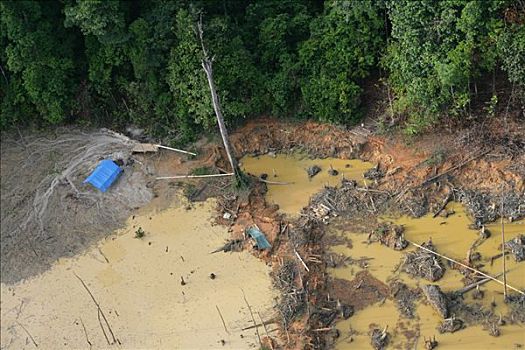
[243,153,524,349]
[331,204,524,350]
[241,153,374,214]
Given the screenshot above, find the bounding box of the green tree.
[498,1,525,96]
[1,1,76,126]
[299,0,384,124]
[245,0,315,116]
[384,0,505,133]
[168,8,262,143]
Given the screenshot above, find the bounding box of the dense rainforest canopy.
[1,0,524,143]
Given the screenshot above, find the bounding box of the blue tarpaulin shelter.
[246,227,271,250]
[83,159,122,192]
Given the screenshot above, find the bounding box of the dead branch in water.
[258,311,274,350]
[455,272,504,295]
[407,240,524,295]
[433,192,452,218]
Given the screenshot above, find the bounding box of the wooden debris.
[156,173,234,180]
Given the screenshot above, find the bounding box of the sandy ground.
[1,197,276,349]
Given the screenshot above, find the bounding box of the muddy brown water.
[1,197,276,349]
[241,154,374,214]
[331,204,525,350]
[243,154,524,349]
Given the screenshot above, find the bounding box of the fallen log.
[156,144,197,156]
[156,173,234,180]
[433,192,452,218]
[455,272,504,295]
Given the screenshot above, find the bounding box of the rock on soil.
[307,165,322,178]
[422,285,449,319]
[438,317,465,333]
[403,241,446,281]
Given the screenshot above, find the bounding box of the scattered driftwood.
[79,317,92,349]
[506,294,525,323]
[422,285,449,319]
[216,305,230,334]
[455,188,525,225]
[294,249,310,272]
[371,223,408,250]
[257,311,274,350]
[132,143,196,156]
[403,241,445,282]
[156,173,234,180]
[259,179,294,185]
[241,290,262,347]
[409,240,525,295]
[454,272,504,295]
[156,144,196,156]
[16,321,38,348]
[272,260,305,327]
[241,318,279,331]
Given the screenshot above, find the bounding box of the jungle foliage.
[1,0,524,141]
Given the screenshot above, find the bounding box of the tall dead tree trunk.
[197,17,240,180]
